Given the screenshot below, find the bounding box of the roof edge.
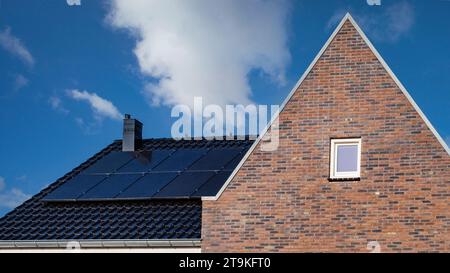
[204,12,449,202]
[0,239,201,249]
[345,14,450,155]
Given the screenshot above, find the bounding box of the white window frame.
[330,138,361,179]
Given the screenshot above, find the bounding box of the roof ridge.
[113,135,259,142]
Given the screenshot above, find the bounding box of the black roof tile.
[0,138,253,241]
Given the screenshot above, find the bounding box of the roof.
[205,13,450,202]
[0,138,253,242]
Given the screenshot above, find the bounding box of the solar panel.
[152,149,207,171]
[188,148,242,171]
[223,151,245,170]
[44,143,250,201]
[78,174,143,200]
[43,175,107,201]
[191,171,232,197]
[116,150,173,173]
[83,152,135,174]
[154,171,216,198]
[116,172,178,199]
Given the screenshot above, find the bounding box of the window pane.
[336,145,358,172]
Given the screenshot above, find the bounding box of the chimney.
[122,114,143,152]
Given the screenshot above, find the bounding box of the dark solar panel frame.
[188,148,243,171]
[191,171,232,197]
[77,173,144,201]
[115,172,179,200]
[153,171,217,198]
[82,151,135,174]
[116,150,175,173]
[42,174,108,202]
[43,143,249,201]
[151,148,208,172]
[223,150,246,171]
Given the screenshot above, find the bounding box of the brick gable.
[201,17,450,252]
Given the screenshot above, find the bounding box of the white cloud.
[13,74,29,91]
[0,188,30,209]
[49,96,69,114]
[74,117,102,135]
[0,27,34,66]
[327,1,415,43]
[326,9,347,30]
[0,177,5,192]
[67,89,122,120]
[107,0,291,109]
[75,117,85,127]
[0,177,30,209]
[49,96,62,109]
[383,1,415,42]
[66,0,81,6]
[15,175,27,182]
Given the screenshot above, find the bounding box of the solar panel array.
[43,147,245,201]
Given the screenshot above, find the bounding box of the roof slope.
[0,138,253,241]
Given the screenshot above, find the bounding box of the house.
[201,13,450,252]
[0,13,449,253]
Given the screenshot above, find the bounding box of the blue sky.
[0,0,449,216]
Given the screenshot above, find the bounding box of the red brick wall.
[201,20,450,252]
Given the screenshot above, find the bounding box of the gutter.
[0,239,201,249]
